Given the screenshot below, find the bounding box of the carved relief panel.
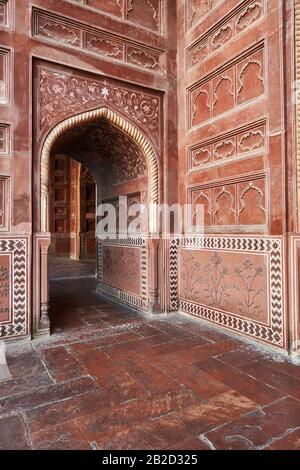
[189,43,265,129]
[180,249,269,325]
[37,64,161,149]
[189,119,266,171]
[68,0,162,33]
[0,0,12,30]
[189,173,267,231]
[86,0,124,17]
[169,235,284,349]
[125,0,161,33]
[187,0,265,69]
[176,0,286,351]
[32,8,165,73]
[186,0,223,31]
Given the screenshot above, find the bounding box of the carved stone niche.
[0,0,9,28]
[187,0,264,69]
[125,0,161,33]
[0,176,9,231]
[0,124,10,156]
[189,42,265,129]
[0,47,10,104]
[187,0,222,31]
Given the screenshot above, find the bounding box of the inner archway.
[40,107,159,234]
[34,107,160,337]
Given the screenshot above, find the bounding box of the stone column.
[148,237,161,313]
[33,233,51,337]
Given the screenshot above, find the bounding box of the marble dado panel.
[0,238,28,338]
[98,237,147,311]
[67,0,162,34]
[169,235,284,348]
[32,8,165,74]
[187,0,265,69]
[189,173,267,231]
[0,123,10,157]
[180,249,269,325]
[188,41,265,129]
[188,119,267,171]
[102,245,141,296]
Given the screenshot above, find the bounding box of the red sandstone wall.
[0,0,298,354]
[0,0,177,339]
[174,0,294,350]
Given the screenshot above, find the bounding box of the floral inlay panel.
[169,236,284,348]
[180,249,268,324]
[102,245,141,296]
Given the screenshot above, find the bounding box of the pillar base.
[290,350,300,366]
[36,302,51,338]
[148,297,162,314]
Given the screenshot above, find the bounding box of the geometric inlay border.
[0,238,27,338]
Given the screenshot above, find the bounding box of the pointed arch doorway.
[33,106,161,338]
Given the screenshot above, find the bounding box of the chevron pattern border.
[169,237,179,311]
[169,235,284,348]
[0,238,27,338]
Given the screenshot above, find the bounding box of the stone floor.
[1,265,300,450]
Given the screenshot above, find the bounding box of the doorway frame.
[33,106,160,337]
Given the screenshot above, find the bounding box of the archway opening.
[36,109,160,336]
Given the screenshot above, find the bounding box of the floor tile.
[0,270,298,450]
[31,421,91,450]
[194,358,284,405]
[0,414,31,450]
[203,396,300,450]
